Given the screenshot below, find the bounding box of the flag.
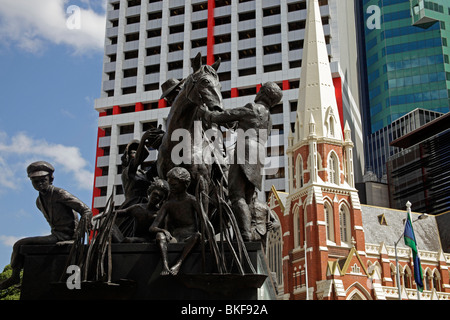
[404,211,424,292]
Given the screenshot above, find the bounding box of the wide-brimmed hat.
[160,78,183,99]
[27,161,55,178]
[125,139,140,154]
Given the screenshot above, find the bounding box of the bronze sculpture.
[0,161,93,290]
[156,52,223,197]
[115,178,169,243]
[149,167,201,276]
[249,193,281,252]
[198,82,283,241]
[6,52,284,298]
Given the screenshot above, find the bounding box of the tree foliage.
[0,265,22,300]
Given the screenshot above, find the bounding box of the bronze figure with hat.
[0,161,93,290]
[160,78,184,106]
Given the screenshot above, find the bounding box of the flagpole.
[408,203,421,301]
[394,234,403,300]
[404,201,427,300]
[395,202,427,300]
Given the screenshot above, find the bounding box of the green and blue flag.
[404,212,424,292]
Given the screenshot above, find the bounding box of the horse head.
[183,52,223,112]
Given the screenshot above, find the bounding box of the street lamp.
[394,204,427,300]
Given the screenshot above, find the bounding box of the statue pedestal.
[20,242,277,300]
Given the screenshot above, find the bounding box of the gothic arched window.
[339,204,351,245]
[328,152,339,185]
[325,201,335,243]
[296,155,304,189]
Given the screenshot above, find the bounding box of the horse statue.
[156,52,223,194]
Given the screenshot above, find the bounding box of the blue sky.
[0,0,106,268]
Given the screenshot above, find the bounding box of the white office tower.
[92,0,363,214]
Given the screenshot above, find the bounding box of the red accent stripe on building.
[231,87,239,98]
[92,127,106,216]
[135,102,144,112]
[282,80,290,91]
[158,99,167,108]
[207,0,215,65]
[333,77,344,134]
[113,105,121,115]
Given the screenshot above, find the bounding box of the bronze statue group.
[0,53,281,291]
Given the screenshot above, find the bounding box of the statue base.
[19,242,277,300]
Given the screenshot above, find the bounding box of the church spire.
[295,0,342,143]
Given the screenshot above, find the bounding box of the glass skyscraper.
[361,0,450,178]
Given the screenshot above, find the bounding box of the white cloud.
[0,235,20,247]
[0,0,106,54]
[0,131,94,192]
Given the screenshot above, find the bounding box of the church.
[266,0,450,300]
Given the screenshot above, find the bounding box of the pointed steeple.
[295,0,342,143]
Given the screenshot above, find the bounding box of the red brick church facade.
[265,0,450,300]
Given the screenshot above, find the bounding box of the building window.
[127,0,140,8]
[146,46,161,56]
[126,15,140,25]
[168,42,184,52]
[192,2,208,12]
[239,29,256,40]
[124,50,138,60]
[125,32,139,42]
[169,24,184,34]
[238,48,256,59]
[122,86,136,95]
[148,11,162,20]
[192,38,208,48]
[263,25,281,36]
[147,28,161,38]
[288,1,306,12]
[215,0,231,8]
[168,60,183,71]
[432,270,441,291]
[238,67,256,77]
[215,33,231,44]
[263,6,280,17]
[325,202,335,242]
[267,223,283,288]
[328,115,335,137]
[293,205,301,248]
[239,11,255,22]
[192,20,208,30]
[170,7,185,16]
[264,63,282,73]
[339,204,351,245]
[215,15,231,26]
[123,68,137,78]
[296,155,303,189]
[328,152,339,185]
[119,124,134,135]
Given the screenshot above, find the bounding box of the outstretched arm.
[200,104,253,127]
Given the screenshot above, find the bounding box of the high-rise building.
[387,111,450,216]
[360,0,450,178]
[92,0,364,215]
[366,107,443,179]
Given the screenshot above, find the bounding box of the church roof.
[361,205,441,252]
